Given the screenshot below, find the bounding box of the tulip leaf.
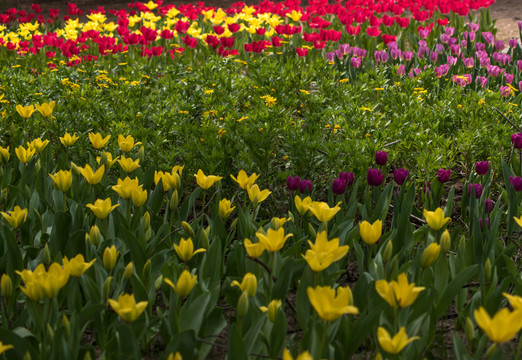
[180,292,211,333]
[117,323,140,358]
[501,160,517,234]
[0,327,38,360]
[148,180,164,215]
[118,226,147,272]
[273,258,294,300]
[226,324,248,360]
[269,309,287,358]
[1,225,22,271]
[165,329,198,360]
[50,211,71,255]
[342,302,386,357]
[434,265,478,320]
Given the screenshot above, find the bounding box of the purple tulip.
[487,65,501,77]
[475,161,489,175]
[500,86,511,97]
[509,38,518,48]
[437,169,451,183]
[512,133,522,149]
[494,40,505,51]
[505,73,514,84]
[450,44,460,55]
[468,32,476,42]
[475,76,488,88]
[519,81,522,93]
[430,51,439,62]
[397,64,405,76]
[461,40,467,48]
[468,183,483,198]
[300,180,313,193]
[350,57,361,68]
[436,44,445,53]
[468,23,479,32]
[479,217,490,229]
[402,51,414,61]
[367,168,384,186]
[462,57,474,68]
[519,21,522,31]
[517,60,522,72]
[286,176,301,191]
[390,48,401,59]
[482,32,494,44]
[484,198,494,213]
[340,43,350,55]
[510,176,522,192]
[475,42,486,51]
[339,171,354,186]
[326,52,335,62]
[335,48,343,59]
[375,151,388,166]
[393,168,409,185]
[332,178,347,195]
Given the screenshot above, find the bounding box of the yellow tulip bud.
[43,244,51,265]
[359,220,383,245]
[123,262,133,280]
[237,291,249,317]
[260,299,281,323]
[143,212,151,231]
[307,223,316,239]
[142,259,151,280]
[103,246,118,271]
[138,146,145,163]
[440,230,451,252]
[459,235,466,253]
[484,258,492,281]
[231,273,257,297]
[70,162,81,177]
[46,323,54,341]
[465,316,474,342]
[154,275,163,290]
[1,274,13,297]
[89,225,102,246]
[169,190,179,211]
[103,276,113,299]
[421,243,441,268]
[383,241,393,263]
[181,221,195,239]
[83,351,92,360]
[35,159,41,174]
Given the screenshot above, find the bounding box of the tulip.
[103,246,119,271]
[174,237,206,262]
[15,146,35,164]
[16,104,35,119]
[230,170,259,190]
[27,138,50,153]
[309,201,341,223]
[231,273,257,297]
[0,146,9,164]
[294,196,313,215]
[1,206,28,229]
[218,198,235,219]
[86,198,119,219]
[247,184,271,204]
[118,156,140,173]
[256,228,293,252]
[299,179,313,193]
[332,178,346,194]
[475,161,489,175]
[59,132,79,147]
[260,299,282,323]
[108,293,148,322]
[421,243,441,267]
[509,176,522,192]
[123,262,134,280]
[423,208,451,230]
[0,274,12,297]
[17,263,70,300]
[286,176,301,191]
[474,306,522,343]
[367,168,384,186]
[484,198,494,213]
[375,151,388,165]
[49,170,73,192]
[359,219,383,245]
[131,187,147,207]
[154,170,181,192]
[35,101,55,118]
[88,225,102,246]
[243,239,265,258]
[112,177,140,199]
[96,152,119,168]
[282,349,313,360]
[164,270,197,297]
[393,168,409,185]
[307,285,358,321]
[440,230,451,252]
[437,169,451,183]
[503,293,522,311]
[514,216,522,229]
[339,171,354,186]
[467,183,483,198]
[377,327,419,354]
[118,135,141,152]
[194,169,222,190]
[88,132,110,149]
[375,273,425,308]
[63,254,95,277]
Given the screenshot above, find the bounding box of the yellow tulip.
[0,146,10,164]
[63,254,95,277]
[359,220,382,245]
[282,349,313,360]
[108,293,148,322]
[307,285,359,321]
[271,217,288,230]
[1,205,28,229]
[243,238,265,258]
[112,177,141,199]
[377,327,419,354]
[17,263,70,300]
[154,171,181,192]
[514,216,522,228]
[287,10,302,21]
[375,273,425,309]
[231,273,257,297]
[0,274,12,297]
[440,230,451,252]
[218,198,235,219]
[255,227,293,252]
[247,184,271,204]
[49,170,73,192]
[303,231,349,272]
[27,138,50,153]
[164,270,197,297]
[103,245,119,271]
[118,134,141,152]
[294,195,313,215]
[309,201,341,223]
[80,164,105,185]
[423,208,451,231]
[35,101,55,117]
[0,342,13,356]
[16,104,35,119]
[174,237,206,262]
[503,292,522,311]
[118,156,140,173]
[474,306,522,343]
[194,169,222,190]
[166,352,182,360]
[131,187,147,207]
[86,198,119,219]
[421,242,441,267]
[230,170,259,189]
[96,152,119,168]
[15,145,35,164]
[89,132,111,149]
[59,132,79,147]
[259,299,282,322]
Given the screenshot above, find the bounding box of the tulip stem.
[269,253,275,299]
[318,320,329,358]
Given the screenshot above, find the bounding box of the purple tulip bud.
[339,171,354,186]
[286,176,301,191]
[484,198,494,213]
[300,179,313,194]
[512,133,522,149]
[332,178,347,195]
[479,217,490,229]
[375,151,388,166]
[468,183,483,198]
[437,169,451,183]
[367,168,384,187]
[424,181,431,196]
[510,176,522,192]
[469,32,476,42]
[475,161,489,175]
[393,168,409,185]
[519,21,522,31]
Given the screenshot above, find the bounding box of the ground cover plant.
[0,0,522,359]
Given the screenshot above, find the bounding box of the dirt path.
[490,0,521,41]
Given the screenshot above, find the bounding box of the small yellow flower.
[218,198,235,219]
[103,245,119,271]
[35,101,55,118]
[307,285,359,321]
[174,237,206,262]
[118,156,140,173]
[375,273,425,309]
[420,242,441,267]
[423,208,451,231]
[49,170,73,192]
[86,198,119,219]
[27,138,50,154]
[164,270,197,297]
[194,169,222,190]
[309,201,341,223]
[255,228,293,253]
[89,132,111,149]
[247,184,271,204]
[474,306,522,343]
[15,146,35,164]
[1,206,28,229]
[59,132,79,147]
[244,238,265,258]
[80,164,105,185]
[377,327,419,354]
[16,104,35,119]
[231,273,257,297]
[359,220,383,245]
[108,293,148,322]
[118,134,141,152]
[63,254,95,277]
[230,170,259,190]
